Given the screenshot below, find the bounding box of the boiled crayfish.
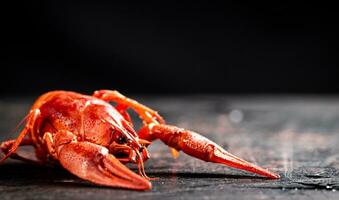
[0,90,279,190]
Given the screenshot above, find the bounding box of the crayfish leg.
[93,90,165,125]
[170,148,180,159]
[149,124,280,179]
[0,138,40,164]
[0,109,40,163]
[115,104,133,127]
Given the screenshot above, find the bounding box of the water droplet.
[294,188,298,191]
[229,109,243,123]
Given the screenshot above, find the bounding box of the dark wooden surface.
[1,95,339,200]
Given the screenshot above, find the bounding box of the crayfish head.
[109,126,148,158]
[109,130,150,179]
[111,129,141,150]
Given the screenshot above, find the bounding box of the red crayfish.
[0,90,279,190]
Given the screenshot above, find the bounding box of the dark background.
[1,1,338,96]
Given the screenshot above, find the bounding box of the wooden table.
[1,95,339,199]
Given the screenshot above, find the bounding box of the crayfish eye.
[115,136,127,144]
[116,136,128,144]
[112,130,127,144]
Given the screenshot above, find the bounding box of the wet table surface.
[1,95,339,200]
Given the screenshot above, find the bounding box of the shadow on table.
[0,161,266,188]
[146,172,263,179]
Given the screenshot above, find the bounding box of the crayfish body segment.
[0,90,279,190]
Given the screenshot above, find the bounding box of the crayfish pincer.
[0,90,279,190]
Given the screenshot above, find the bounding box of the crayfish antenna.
[150,124,280,179]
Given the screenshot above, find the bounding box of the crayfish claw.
[209,145,280,179]
[57,141,151,190]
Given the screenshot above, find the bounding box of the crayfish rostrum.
[0,90,279,190]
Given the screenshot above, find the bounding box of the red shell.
[33,91,140,153]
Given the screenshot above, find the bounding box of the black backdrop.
[1,1,338,96]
